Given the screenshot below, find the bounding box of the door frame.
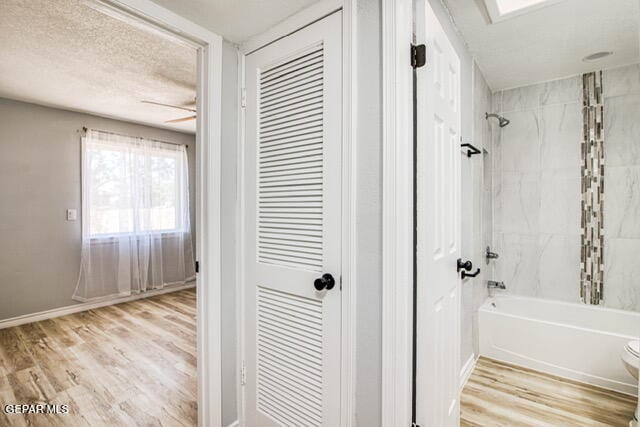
[380,0,415,425]
[381,0,467,425]
[236,0,357,425]
[85,1,224,426]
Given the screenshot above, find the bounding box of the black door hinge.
[411,44,426,69]
[195,261,199,273]
[411,423,421,427]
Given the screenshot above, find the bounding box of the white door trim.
[236,50,248,427]
[380,0,415,426]
[85,2,224,426]
[340,1,357,426]
[239,0,342,54]
[237,2,357,425]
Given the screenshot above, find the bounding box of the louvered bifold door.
[243,12,342,427]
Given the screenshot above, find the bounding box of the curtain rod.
[81,126,189,148]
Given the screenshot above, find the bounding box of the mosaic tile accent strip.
[580,71,604,305]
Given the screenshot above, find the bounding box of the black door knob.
[457,258,473,272]
[314,273,336,291]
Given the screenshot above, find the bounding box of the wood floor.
[0,288,197,427]
[461,357,637,427]
[3,293,637,427]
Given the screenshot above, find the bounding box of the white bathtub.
[479,295,639,396]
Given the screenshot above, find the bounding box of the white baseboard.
[460,353,477,390]
[0,283,196,330]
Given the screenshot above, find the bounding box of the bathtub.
[479,295,639,396]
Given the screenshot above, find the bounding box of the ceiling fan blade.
[141,100,196,113]
[165,115,197,124]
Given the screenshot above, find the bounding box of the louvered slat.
[257,43,325,272]
[257,287,323,426]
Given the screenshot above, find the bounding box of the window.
[484,0,565,22]
[82,129,189,237]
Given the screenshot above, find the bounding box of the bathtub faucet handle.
[486,246,499,264]
[488,281,506,290]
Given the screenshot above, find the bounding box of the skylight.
[496,0,547,14]
[484,0,566,22]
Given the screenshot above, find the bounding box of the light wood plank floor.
[0,288,197,427]
[461,357,637,427]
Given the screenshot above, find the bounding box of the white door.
[415,0,462,426]
[243,12,342,427]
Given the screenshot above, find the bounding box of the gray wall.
[0,97,196,320]
[354,0,382,424]
[219,40,239,427]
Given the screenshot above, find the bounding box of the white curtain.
[74,130,195,302]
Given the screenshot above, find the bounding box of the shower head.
[486,112,510,127]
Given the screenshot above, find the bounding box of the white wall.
[0,97,196,321]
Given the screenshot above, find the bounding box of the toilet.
[622,340,640,426]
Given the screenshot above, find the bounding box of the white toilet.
[622,340,640,426]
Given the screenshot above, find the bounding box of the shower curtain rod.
[81,126,189,148]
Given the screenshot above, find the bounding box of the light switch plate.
[67,209,78,221]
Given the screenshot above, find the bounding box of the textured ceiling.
[149,0,321,44]
[0,0,197,133]
[444,0,640,90]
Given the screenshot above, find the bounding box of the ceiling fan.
[141,100,196,123]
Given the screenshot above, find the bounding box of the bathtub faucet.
[487,280,506,290]
[486,246,499,264]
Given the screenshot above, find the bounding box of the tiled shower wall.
[491,63,640,312]
[602,64,640,311]
[492,75,582,303]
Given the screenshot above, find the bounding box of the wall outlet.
[66,209,78,221]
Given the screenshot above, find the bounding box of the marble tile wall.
[490,63,640,313]
[492,75,582,303]
[466,63,640,369]
[603,64,640,312]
